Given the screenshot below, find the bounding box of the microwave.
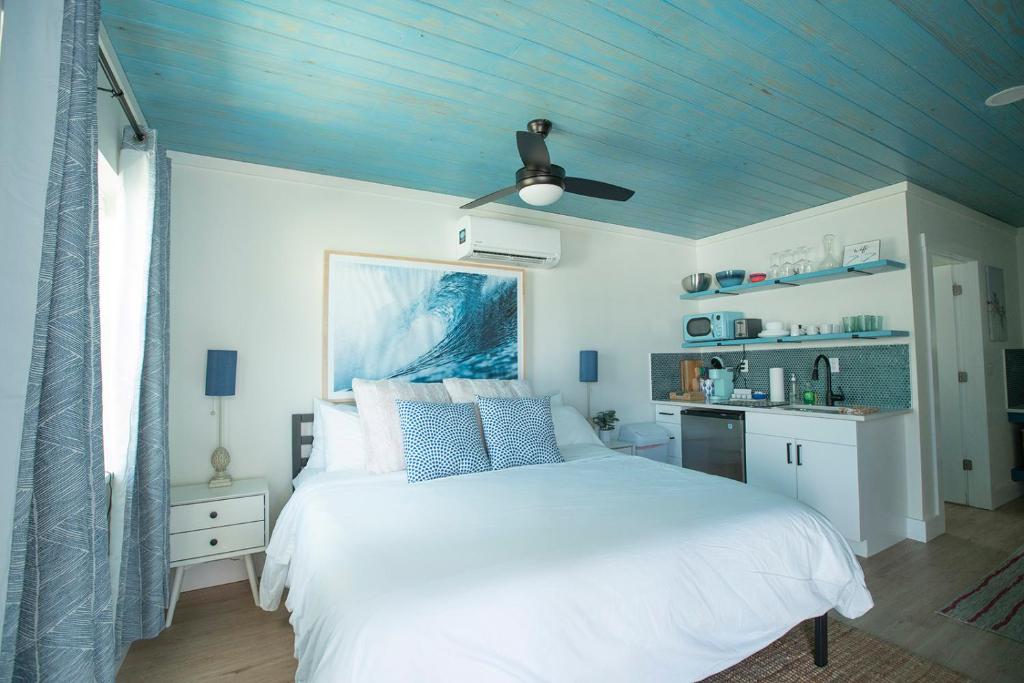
[683,312,743,343]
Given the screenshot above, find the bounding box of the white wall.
[0,0,63,636]
[696,186,913,336]
[167,153,696,589]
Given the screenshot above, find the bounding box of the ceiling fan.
[460,119,635,210]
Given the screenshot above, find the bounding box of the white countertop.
[652,399,912,422]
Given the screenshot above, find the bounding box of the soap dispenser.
[789,373,799,405]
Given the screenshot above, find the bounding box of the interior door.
[795,439,860,542]
[745,433,796,498]
[933,263,968,505]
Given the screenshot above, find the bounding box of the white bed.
[262,443,872,682]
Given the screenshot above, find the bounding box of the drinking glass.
[781,249,795,276]
[842,316,860,333]
[799,247,813,273]
[769,252,781,279]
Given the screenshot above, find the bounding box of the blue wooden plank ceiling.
[102,0,1024,238]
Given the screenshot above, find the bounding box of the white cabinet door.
[745,433,797,498]
[795,440,860,541]
[653,404,682,467]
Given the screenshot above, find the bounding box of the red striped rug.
[938,544,1024,643]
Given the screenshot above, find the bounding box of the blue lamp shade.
[205,350,237,397]
[579,350,598,383]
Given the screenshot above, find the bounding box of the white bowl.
[763,321,785,331]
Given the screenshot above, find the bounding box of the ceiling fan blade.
[564,177,635,201]
[516,131,551,169]
[460,185,518,210]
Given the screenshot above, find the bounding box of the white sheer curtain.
[99,136,154,612]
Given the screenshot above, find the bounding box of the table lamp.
[579,350,598,421]
[206,350,237,488]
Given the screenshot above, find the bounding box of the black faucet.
[811,354,846,406]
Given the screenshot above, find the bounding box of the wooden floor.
[836,496,1024,683]
[119,498,1024,682]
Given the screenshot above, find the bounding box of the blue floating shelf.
[682,330,909,349]
[680,259,906,300]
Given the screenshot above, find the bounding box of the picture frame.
[323,251,525,401]
[987,265,1008,342]
[842,239,881,266]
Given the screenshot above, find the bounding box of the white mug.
[805,324,819,335]
[789,324,803,336]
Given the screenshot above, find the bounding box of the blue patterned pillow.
[476,396,563,470]
[396,401,490,483]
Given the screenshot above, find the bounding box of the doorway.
[931,256,989,507]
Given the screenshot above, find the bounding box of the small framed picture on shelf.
[842,239,881,266]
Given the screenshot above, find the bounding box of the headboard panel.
[292,413,314,478]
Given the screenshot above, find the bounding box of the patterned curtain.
[0,0,116,681]
[114,129,171,655]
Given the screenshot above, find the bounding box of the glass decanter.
[819,233,840,269]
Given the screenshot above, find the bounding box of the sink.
[777,405,846,414]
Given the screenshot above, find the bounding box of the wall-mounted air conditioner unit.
[455,216,561,269]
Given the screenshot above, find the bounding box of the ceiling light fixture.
[985,85,1024,107]
[518,182,564,206]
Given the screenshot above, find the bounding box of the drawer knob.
[209,538,218,547]
[209,511,218,519]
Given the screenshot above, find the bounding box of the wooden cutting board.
[680,359,704,401]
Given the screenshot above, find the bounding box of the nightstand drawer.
[170,521,265,563]
[170,495,264,534]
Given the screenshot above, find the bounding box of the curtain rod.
[98,47,145,142]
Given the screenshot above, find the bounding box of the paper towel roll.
[770,367,785,403]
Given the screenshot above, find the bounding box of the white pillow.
[551,405,602,447]
[319,403,368,472]
[309,398,346,470]
[442,378,533,403]
[352,379,451,473]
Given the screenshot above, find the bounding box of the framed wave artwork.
[323,251,525,401]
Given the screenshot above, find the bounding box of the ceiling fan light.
[518,183,564,206]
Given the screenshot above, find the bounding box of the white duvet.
[262,445,872,682]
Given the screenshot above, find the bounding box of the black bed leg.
[813,613,828,667]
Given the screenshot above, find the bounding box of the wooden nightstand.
[605,440,637,456]
[166,477,269,627]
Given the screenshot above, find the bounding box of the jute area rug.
[704,620,968,682]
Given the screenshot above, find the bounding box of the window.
[98,149,150,478]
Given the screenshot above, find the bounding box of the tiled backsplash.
[651,344,912,410]
[1006,349,1024,408]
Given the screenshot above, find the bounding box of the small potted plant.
[591,410,619,444]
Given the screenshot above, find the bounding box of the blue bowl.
[715,269,746,288]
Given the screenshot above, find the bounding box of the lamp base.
[209,445,233,489]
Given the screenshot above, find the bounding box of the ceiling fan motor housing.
[516,164,565,190]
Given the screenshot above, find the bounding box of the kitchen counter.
[651,399,911,422]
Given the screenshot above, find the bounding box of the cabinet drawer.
[745,413,857,446]
[170,495,264,534]
[653,404,682,424]
[170,521,265,563]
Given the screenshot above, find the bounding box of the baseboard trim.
[992,481,1024,510]
[905,514,945,542]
